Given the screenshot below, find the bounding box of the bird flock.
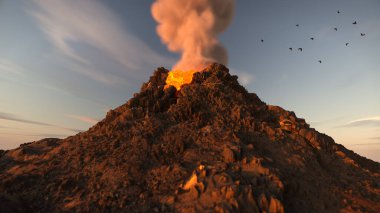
[260,10,367,64]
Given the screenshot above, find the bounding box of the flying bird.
[337,10,340,14]
[310,37,314,40]
[352,21,357,25]
[334,27,338,31]
[345,43,349,46]
[289,48,293,51]
[318,60,322,63]
[261,39,264,43]
[360,33,366,36]
[296,24,299,27]
[298,48,303,52]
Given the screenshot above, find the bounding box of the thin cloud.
[343,116,380,127]
[29,0,174,85]
[62,58,127,86]
[0,111,84,133]
[0,125,18,130]
[0,112,53,126]
[0,59,25,76]
[0,132,70,139]
[0,59,28,83]
[346,143,380,146]
[0,58,72,94]
[66,114,99,125]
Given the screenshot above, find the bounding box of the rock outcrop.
[0,63,379,212]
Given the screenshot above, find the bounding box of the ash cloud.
[152,0,235,71]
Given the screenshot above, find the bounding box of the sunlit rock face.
[0,63,379,212]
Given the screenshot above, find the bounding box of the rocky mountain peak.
[0,63,379,212]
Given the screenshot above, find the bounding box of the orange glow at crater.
[165,70,198,90]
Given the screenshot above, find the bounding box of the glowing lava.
[165,70,198,90]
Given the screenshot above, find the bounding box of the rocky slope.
[0,63,379,212]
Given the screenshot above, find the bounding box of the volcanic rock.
[0,63,379,212]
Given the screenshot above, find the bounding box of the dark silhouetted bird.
[296,24,299,27]
[334,27,338,31]
[310,37,314,40]
[318,60,322,63]
[261,39,264,43]
[298,48,303,52]
[345,43,349,46]
[289,48,293,51]
[337,10,340,14]
[353,21,357,25]
[360,33,366,36]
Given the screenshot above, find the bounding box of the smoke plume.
[151,0,235,71]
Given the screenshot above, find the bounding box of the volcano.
[0,63,379,212]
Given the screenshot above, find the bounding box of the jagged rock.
[268,197,284,213]
[0,63,379,212]
[222,147,235,163]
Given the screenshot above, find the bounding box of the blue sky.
[0,0,379,162]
